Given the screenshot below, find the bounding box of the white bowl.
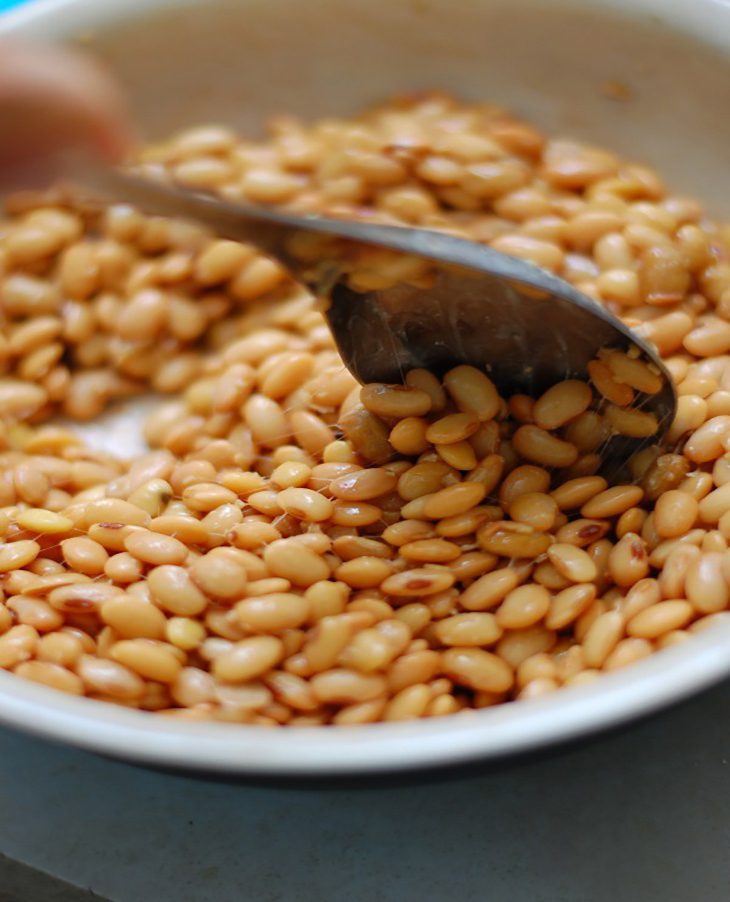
[1,0,730,778]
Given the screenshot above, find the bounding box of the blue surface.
[0,0,29,13]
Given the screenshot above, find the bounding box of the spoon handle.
[77,164,308,270]
[73,164,526,278]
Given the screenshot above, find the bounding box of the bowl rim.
[0,623,729,776]
[2,0,730,776]
[3,0,730,54]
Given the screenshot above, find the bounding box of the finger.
[0,41,135,190]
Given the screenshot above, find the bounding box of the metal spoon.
[81,166,677,454]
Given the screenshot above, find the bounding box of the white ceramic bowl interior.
[1,0,729,776]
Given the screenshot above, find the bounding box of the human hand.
[0,40,133,191]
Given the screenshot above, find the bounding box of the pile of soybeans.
[0,93,728,726]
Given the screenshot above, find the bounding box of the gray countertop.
[2,681,730,902]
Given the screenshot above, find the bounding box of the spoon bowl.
[81,165,677,462]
